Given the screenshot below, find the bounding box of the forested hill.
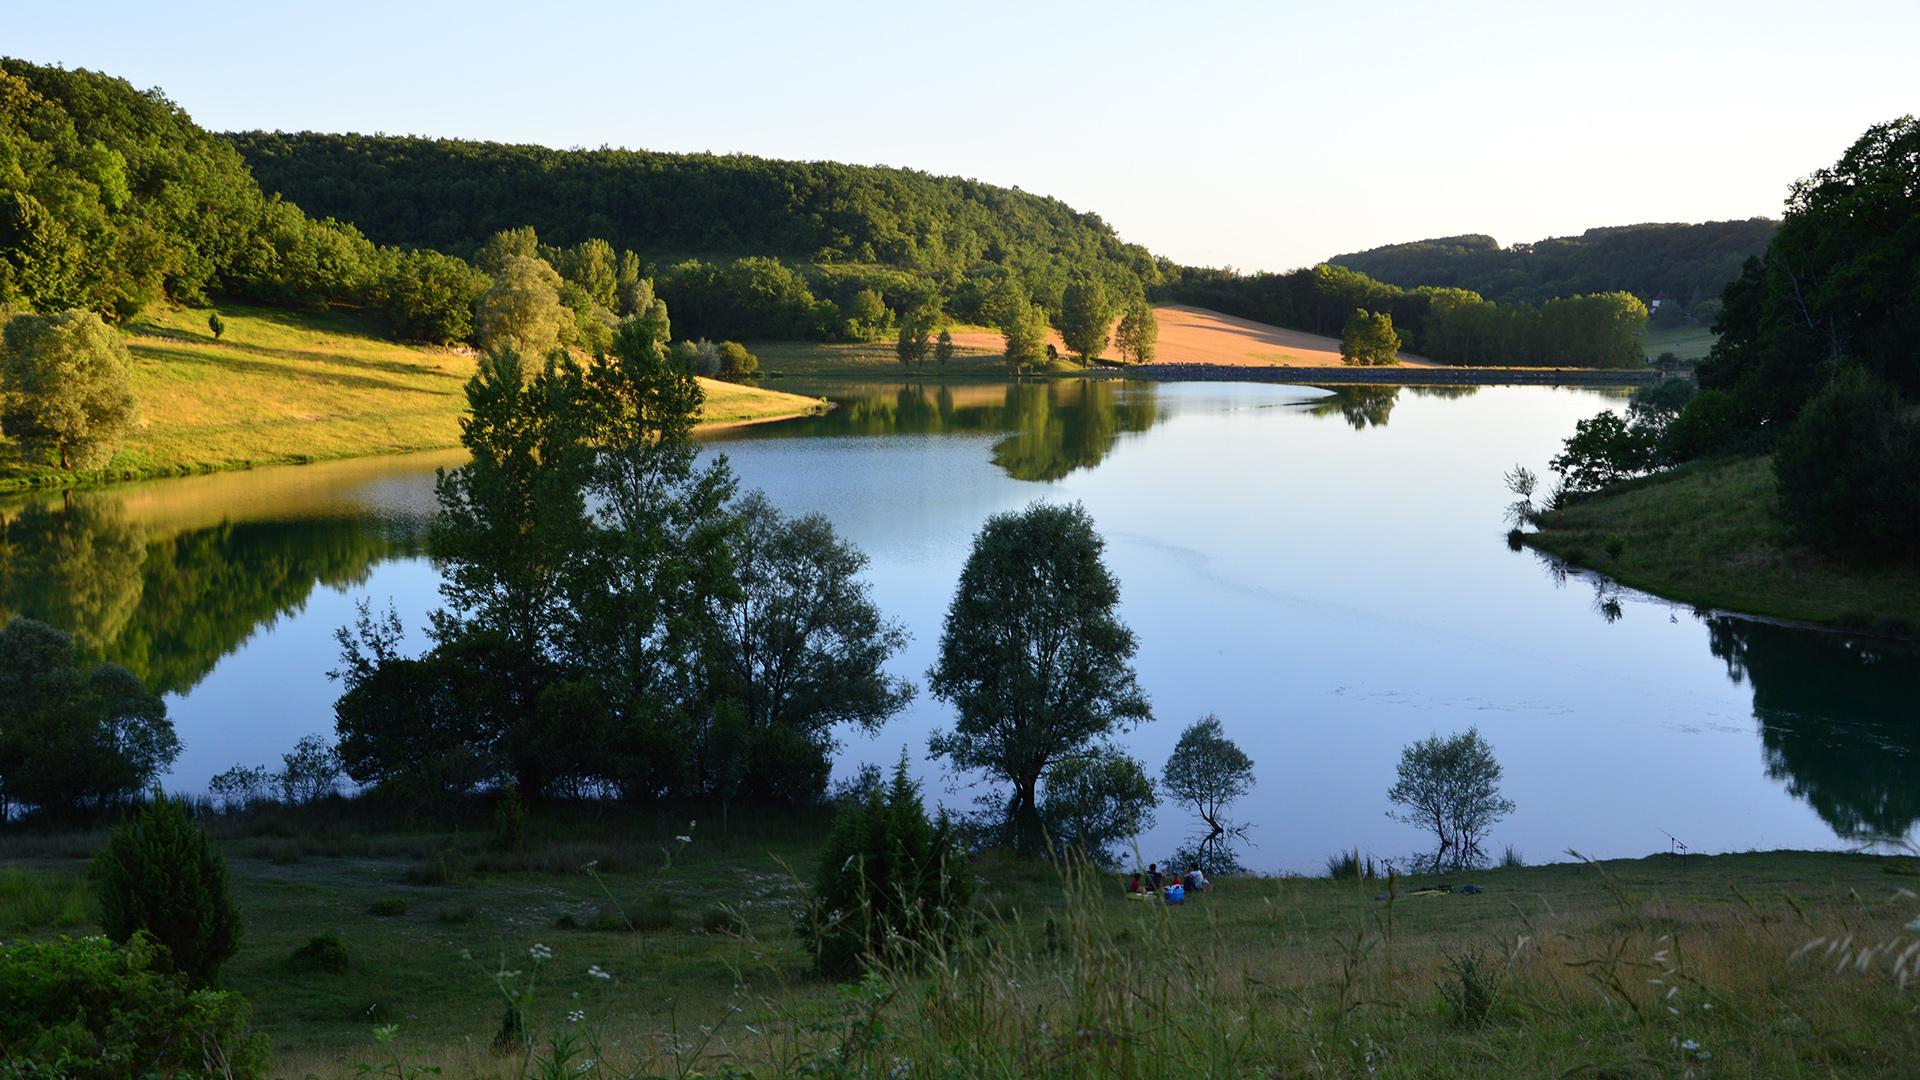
[225,132,1157,295]
[1329,220,1776,311]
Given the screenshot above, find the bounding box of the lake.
[3,378,1913,872]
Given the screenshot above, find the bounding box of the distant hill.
[224,132,1158,307]
[1329,220,1776,310]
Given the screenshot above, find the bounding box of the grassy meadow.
[1642,322,1717,362]
[1525,455,1920,634]
[0,305,827,492]
[4,804,1917,1076]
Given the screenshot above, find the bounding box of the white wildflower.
[530,943,554,962]
[568,1009,585,1024]
[1681,1039,1700,1052]
[587,964,613,981]
[675,835,693,844]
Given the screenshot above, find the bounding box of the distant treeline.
[1161,263,1648,368]
[1,61,1155,347]
[1328,221,1776,313]
[225,131,1157,327]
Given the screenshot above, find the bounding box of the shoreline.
[1121,362,1658,386]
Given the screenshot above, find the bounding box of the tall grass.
[0,868,92,934]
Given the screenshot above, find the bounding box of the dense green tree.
[91,793,242,984]
[558,237,619,311]
[1039,747,1156,865]
[992,280,1050,374]
[1058,278,1114,364]
[713,492,912,744]
[1772,367,1920,557]
[1548,409,1657,493]
[473,226,540,275]
[934,327,955,364]
[927,502,1151,853]
[474,255,571,358]
[715,340,760,381]
[570,313,740,799]
[379,248,488,343]
[1162,714,1255,871]
[0,617,176,818]
[844,288,889,340]
[1,309,139,469]
[331,602,489,801]
[1339,309,1400,366]
[1697,116,1920,433]
[207,312,224,339]
[1114,298,1158,364]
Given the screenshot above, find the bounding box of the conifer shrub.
[90,793,242,985]
[803,757,973,976]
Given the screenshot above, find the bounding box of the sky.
[8,0,1917,271]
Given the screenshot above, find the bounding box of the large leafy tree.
[1057,278,1113,364]
[474,255,571,358]
[1699,116,1920,426]
[712,492,913,741]
[0,617,176,818]
[1339,309,1401,366]
[1039,747,1156,865]
[927,502,1151,853]
[1,310,139,470]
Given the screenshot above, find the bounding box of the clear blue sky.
[9,0,1916,270]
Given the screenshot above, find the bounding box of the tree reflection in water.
[1,497,419,695]
[1707,617,1920,842]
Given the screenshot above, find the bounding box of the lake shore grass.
[1524,454,1920,635]
[0,304,827,493]
[4,802,1916,1076]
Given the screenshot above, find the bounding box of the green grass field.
[1643,322,1717,361]
[0,305,827,492]
[4,804,1916,1076]
[1525,455,1920,633]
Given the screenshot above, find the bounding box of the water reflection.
[1708,618,1920,840]
[733,379,1160,482]
[1299,385,1479,431]
[1,494,422,696]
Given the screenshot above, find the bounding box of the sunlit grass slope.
[0,304,825,491]
[1526,455,1920,632]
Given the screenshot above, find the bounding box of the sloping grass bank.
[3,804,1916,1076]
[0,305,826,492]
[1525,455,1920,634]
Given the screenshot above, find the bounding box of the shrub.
[0,933,269,1077]
[277,734,343,804]
[491,786,527,852]
[90,793,242,985]
[803,757,973,977]
[1773,367,1920,558]
[1661,387,1750,460]
[290,932,349,973]
[368,898,408,917]
[1325,849,1379,881]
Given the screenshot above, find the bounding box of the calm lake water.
[3,379,1913,871]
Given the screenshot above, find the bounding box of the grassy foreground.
[1526,455,1920,635]
[0,305,827,492]
[4,804,1918,1077]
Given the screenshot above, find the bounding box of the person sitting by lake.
[1184,864,1209,893]
[1127,872,1144,894]
[1147,863,1164,891]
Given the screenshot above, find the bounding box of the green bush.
[90,793,241,985]
[289,932,349,973]
[367,898,408,917]
[0,933,269,1077]
[1774,367,1920,558]
[803,757,973,976]
[1662,387,1750,460]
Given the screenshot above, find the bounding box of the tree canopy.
[926,502,1151,853]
